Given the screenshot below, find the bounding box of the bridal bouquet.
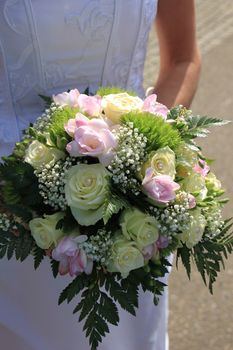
[0,87,232,349]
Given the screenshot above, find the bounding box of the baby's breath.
[35,157,75,210]
[149,202,191,236]
[81,229,113,264]
[108,123,147,193]
[0,213,11,232]
[24,103,62,138]
[204,205,224,239]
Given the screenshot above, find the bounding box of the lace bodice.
[0,0,158,149]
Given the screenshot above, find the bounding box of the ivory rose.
[141,146,176,179]
[205,172,222,192]
[107,234,144,278]
[65,164,110,226]
[29,212,65,249]
[102,92,143,124]
[142,168,180,204]
[179,208,206,248]
[120,208,159,249]
[25,140,65,169]
[182,172,208,201]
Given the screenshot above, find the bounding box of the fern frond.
[0,160,43,212]
[0,226,34,262]
[102,195,127,224]
[176,218,233,294]
[182,115,230,139]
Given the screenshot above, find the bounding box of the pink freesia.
[142,243,157,261]
[66,140,81,157]
[143,236,170,260]
[53,89,80,108]
[64,119,78,137]
[66,117,117,166]
[78,94,102,117]
[52,236,93,277]
[142,168,180,204]
[142,94,169,119]
[194,159,210,177]
[187,193,196,209]
[64,113,89,137]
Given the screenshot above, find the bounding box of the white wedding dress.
[0,1,171,349]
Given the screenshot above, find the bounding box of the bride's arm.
[154,0,201,108]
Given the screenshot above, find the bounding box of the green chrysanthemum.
[121,112,182,152]
[96,86,136,97]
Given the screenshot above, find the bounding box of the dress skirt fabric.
[0,256,170,350]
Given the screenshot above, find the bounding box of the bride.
[0,1,200,349]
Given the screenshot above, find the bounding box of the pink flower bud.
[78,94,102,117]
[187,193,196,209]
[142,168,180,204]
[52,236,93,277]
[142,94,169,119]
[194,159,210,177]
[53,89,80,108]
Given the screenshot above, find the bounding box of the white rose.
[65,164,110,226]
[179,208,206,248]
[120,208,159,249]
[205,172,222,192]
[25,140,65,169]
[140,146,176,179]
[29,212,65,249]
[182,172,208,201]
[107,234,144,278]
[102,93,143,124]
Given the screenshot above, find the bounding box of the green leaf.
[0,225,34,262]
[85,310,109,350]
[58,275,88,305]
[28,127,37,138]
[71,276,118,350]
[38,94,53,107]
[189,218,233,294]
[98,292,119,325]
[102,195,126,224]
[0,245,7,259]
[0,159,43,210]
[182,115,230,140]
[50,259,59,278]
[7,240,15,260]
[5,204,32,222]
[78,287,100,322]
[105,275,137,316]
[48,106,77,149]
[37,134,47,144]
[176,245,192,279]
[33,245,46,269]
